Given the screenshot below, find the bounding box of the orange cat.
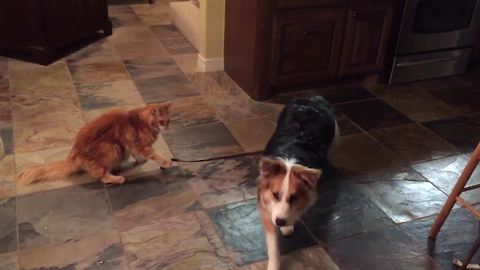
[17,103,172,185]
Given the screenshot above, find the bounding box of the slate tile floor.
[1,1,480,269]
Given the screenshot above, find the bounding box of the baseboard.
[197,54,224,72]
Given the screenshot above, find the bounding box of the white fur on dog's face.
[258,157,321,227]
[270,159,297,226]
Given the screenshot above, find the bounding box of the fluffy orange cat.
[17,102,173,185]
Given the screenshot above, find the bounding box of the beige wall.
[199,0,225,59]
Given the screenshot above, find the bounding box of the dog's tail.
[17,159,79,185]
[333,120,340,145]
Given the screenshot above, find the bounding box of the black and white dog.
[257,96,338,270]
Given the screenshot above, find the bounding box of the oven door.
[396,0,480,55]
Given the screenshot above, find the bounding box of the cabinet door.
[0,1,7,53]
[270,8,346,84]
[339,4,393,76]
[42,0,77,44]
[75,0,108,31]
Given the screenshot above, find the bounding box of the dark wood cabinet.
[44,0,78,45]
[277,0,347,8]
[224,0,395,100]
[3,0,111,65]
[78,0,111,34]
[0,3,6,55]
[339,3,394,76]
[270,8,345,84]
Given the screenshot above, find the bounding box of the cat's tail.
[16,159,79,185]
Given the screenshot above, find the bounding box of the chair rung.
[464,183,480,192]
[456,196,480,219]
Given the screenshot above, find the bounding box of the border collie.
[257,96,338,270]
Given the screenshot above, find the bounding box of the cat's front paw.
[160,159,173,169]
[134,158,148,165]
[133,153,147,164]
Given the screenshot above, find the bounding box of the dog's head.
[258,157,321,227]
[139,102,172,130]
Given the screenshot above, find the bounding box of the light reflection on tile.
[124,57,182,80]
[121,212,228,270]
[18,231,128,270]
[114,41,170,61]
[69,61,130,83]
[76,80,144,110]
[0,155,15,199]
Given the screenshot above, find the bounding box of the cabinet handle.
[395,56,462,67]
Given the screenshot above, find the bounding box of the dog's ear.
[292,165,322,189]
[259,157,285,177]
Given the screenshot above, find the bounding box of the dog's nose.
[275,218,286,227]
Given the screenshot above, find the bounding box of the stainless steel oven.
[390,0,480,84]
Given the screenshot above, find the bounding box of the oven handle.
[396,56,462,67]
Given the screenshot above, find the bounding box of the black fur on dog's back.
[263,96,337,170]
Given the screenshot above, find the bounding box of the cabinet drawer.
[278,0,346,8]
[270,8,346,84]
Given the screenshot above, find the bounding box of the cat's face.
[143,102,172,130]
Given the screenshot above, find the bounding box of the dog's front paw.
[280,226,294,237]
[160,159,173,169]
[267,260,280,270]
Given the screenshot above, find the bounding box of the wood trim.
[253,0,276,100]
[224,0,262,99]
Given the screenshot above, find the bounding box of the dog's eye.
[288,195,297,204]
[272,192,280,201]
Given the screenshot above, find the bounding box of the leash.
[171,150,263,163]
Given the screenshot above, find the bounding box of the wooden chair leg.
[461,236,480,270]
[429,143,480,239]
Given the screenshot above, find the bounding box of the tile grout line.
[369,121,463,163]
[6,57,22,269]
[102,181,133,270]
[363,79,480,126]
[340,125,452,223]
[13,79,20,269]
[193,211,237,270]
[348,182,403,226]
[64,55,94,125]
[417,115,479,154]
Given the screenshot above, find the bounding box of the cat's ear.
[149,105,159,115]
[159,102,172,110]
